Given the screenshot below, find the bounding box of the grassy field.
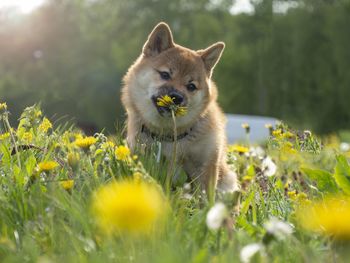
[1,103,350,263]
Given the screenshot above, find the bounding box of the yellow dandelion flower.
[115,145,131,161]
[60,180,74,190]
[282,131,294,139]
[174,106,188,116]
[156,95,188,116]
[101,141,115,149]
[297,196,350,240]
[38,161,59,172]
[0,132,10,141]
[0,102,7,112]
[74,133,84,140]
[228,144,249,154]
[91,179,168,235]
[75,136,97,149]
[38,117,52,133]
[272,129,282,138]
[21,132,33,143]
[281,142,297,154]
[156,95,174,107]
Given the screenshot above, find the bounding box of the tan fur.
[121,22,239,193]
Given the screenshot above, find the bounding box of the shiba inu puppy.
[122,22,239,193]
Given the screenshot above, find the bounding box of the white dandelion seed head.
[206,202,228,230]
[264,217,293,240]
[262,156,277,177]
[248,146,265,158]
[240,243,263,263]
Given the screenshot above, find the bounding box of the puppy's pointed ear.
[198,42,225,77]
[143,22,175,57]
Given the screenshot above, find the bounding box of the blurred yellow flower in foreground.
[75,136,97,149]
[39,117,52,133]
[297,196,350,240]
[115,145,130,161]
[60,180,74,190]
[38,161,59,172]
[91,179,168,235]
[228,144,249,154]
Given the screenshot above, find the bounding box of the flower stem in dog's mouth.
[156,95,187,117]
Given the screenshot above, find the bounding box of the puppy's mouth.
[151,94,187,117]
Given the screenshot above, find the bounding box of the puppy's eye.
[159,71,171,80]
[186,83,197,92]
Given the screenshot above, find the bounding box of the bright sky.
[0,0,255,15]
[0,0,46,14]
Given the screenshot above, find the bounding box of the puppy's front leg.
[200,158,219,203]
[125,110,142,152]
[184,152,220,203]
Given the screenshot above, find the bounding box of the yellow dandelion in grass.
[156,95,187,117]
[38,117,52,133]
[228,144,249,154]
[21,132,33,143]
[115,145,130,161]
[60,180,74,190]
[91,179,168,235]
[101,141,115,149]
[75,136,97,149]
[281,142,297,154]
[282,131,294,139]
[297,196,350,240]
[0,132,10,141]
[38,161,59,172]
[272,129,282,138]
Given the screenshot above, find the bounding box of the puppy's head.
[124,22,224,129]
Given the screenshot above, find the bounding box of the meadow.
[1,102,350,263]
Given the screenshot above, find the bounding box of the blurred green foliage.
[1,0,349,133]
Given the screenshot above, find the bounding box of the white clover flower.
[340,142,350,152]
[240,243,263,263]
[262,156,277,177]
[206,202,228,230]
[264,217,293,240]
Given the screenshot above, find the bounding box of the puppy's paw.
[217,171,240,193]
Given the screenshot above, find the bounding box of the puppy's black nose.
[168,92,184,105]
